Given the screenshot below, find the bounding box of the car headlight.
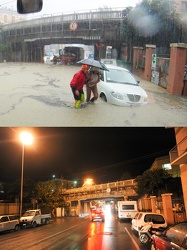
[110,91,123,100]
[144,94,148,102]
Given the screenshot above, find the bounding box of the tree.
[121,0,182,60]
[135,168,171,197]
[3,178,36,203]
[35,179,65,209]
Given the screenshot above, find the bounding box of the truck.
[117,200,138,221]
[19,209,51,228]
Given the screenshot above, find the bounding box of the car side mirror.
[137,80,140,85]
[17,0,43,14]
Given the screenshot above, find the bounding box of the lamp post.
[19,131,33,218]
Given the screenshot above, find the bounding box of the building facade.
[0,7,26,24]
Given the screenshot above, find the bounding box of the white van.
[117,201,138,221]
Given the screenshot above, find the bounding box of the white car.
[131,212,167,233]
[98,65,148,106]
[0,215,20,233]
[100,59,117,66]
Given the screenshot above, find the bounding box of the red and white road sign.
[70,21,78,31]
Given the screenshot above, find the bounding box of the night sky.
[0,127,176,185]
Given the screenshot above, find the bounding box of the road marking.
[27,224,78,247]
[124,227,141,250]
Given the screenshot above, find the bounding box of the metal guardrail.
[169,136,187,163]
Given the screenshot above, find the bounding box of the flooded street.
[0,62,186,126]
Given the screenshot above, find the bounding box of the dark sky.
[0,127,176,185]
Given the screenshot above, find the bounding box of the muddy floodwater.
[0,62,186,126]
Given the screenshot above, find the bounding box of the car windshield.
[106,69,138,85]
[44,52,54,57]
[22,211,35,217]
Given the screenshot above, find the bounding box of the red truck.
[58,48,78,65]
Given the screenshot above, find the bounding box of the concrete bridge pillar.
[167,43,187,95]
[99,42,106,60]
[83,202,89,214]
[143,44,156,81]
[77,200,81,215]
[161,193,174,225]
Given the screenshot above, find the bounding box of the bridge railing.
[2,9,124,31]
[64,179,137,195]
[66,188,137,201]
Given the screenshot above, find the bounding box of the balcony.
[169,136,187,165]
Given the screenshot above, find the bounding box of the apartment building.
[0,7,26,24]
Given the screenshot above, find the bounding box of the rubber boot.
[80,93,85,103]
[74,100,81,108]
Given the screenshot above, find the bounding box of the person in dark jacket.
[70,64,90,108]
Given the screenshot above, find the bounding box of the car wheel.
[32,221,37,228]
[139,233,150,244]
[14,224,20,231]
[45,219,49,224]
[100,93,107,102]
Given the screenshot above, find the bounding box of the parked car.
[90,207,105,222]
[43,51,54,64]
[131,212,167,233]
[151,222,187,250]
[98,65,148,106]
[0,215,20,233]
[100,59,117,65]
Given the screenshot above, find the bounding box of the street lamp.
[19,131,34,218]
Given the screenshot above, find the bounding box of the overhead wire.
[71,148,171,178]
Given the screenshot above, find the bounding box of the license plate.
[127,215,131,217]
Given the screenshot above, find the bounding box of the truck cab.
[19,209,51,228]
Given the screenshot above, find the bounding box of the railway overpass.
[1,9,125,62]
[63,179,138,216]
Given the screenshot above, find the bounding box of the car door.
[9,215,18,230]
[0,216,11,232]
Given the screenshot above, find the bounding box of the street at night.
[0,212,150,250]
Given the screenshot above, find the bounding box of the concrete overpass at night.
[63,179,138,215]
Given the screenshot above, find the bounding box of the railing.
[169,136,187,164]
[63,179,137,201]
[66,189,137,201]
[2,9,124,31]
[64,179,137,194]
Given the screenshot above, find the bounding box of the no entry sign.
[70,21,78,31]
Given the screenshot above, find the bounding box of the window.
[144,214,165,224]
[4,15,8,23]
[9,215,17,220]
[0,216,9,222]
[122,205,135,210]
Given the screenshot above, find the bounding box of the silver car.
[0,215,20,233]
[98,65,148,106]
